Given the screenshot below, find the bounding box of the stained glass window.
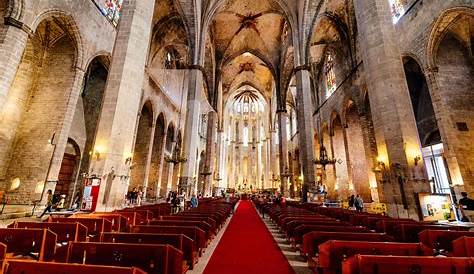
[389,0,406,23]
[325,54,336,98]
[243,126,249,147]
[92,0,123,27]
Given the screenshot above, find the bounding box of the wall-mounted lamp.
[414,155,421,165]
[93,145,105,160]
[125,152,133,165]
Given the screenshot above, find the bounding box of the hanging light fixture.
[313,143,340,169]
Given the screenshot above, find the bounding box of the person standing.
[355,194,364,212]
[459,192,474,222]
[348,194,355,209]
[190,195,198,208]
[39,190,54,218]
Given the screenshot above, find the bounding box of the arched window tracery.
[325,54,336,98]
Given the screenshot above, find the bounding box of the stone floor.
[260,212,313,274]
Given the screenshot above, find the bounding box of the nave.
[0,196,473,273]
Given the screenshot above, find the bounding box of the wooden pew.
[418,230,474,255]
[301,232,394,258]
[74,213,129,232]
[67,242,183,274]
[0,243,6,269]
[375,219,417,235]
[10,221,88,242]
[293,225,371,246]
[9,221,87,262]
[159,216,217,233]
[148,220,214,238]
[49,217,112,240]
[102,232,196,271]
[130,225,207,254]
[342,255,474,274]
[0,228,56,261]
[118,209,154,222]
[452,236,474,257]
[393,223,468,242]
[286,221,350,239]
[4,260,147,274]
[313,241,432,274]
[114,211,148,226]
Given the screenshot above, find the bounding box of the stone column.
[141,121,156,199]
[90,0,155,210]
[353,0,429,218]
[295,69,316,202]
[203,111,217,196]
[149,128,167,199]
[216,129,225,190]
[277,110,290,196]
[179,68,203,196]
[425,68,471,197]
[0,21,29,111]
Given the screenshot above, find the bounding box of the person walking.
[39,190,54,218]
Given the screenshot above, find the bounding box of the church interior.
[0,0,473,273]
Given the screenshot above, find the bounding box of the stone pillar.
[141,121,156,199]
[295,69,316,202]
[148,128,167,199]
[353,0,429,218]
[216,129,225,190]
[277,110,290,196]
[90,0,155,210]
[203,111,217,196]
[425,68,471,198]
[179,68,203,196]
[0,22,28,111]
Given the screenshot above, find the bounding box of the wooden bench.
[148,220,214,238]
[9,221,87,262]
[375,219,417,235]
[393,223,468,242]
[159,216,217,232]
[49,217,112,240]
[286,221,350,239]
[301,232,394,258]
[342,255,474,274]
[0,228,56,261]
[418,230,474,255]
[114,211,148,226]
[452,236,474,257]
[101,232,196,271]
[4,259,147,274]
[67,242,183,274]
[293,225,371,245]
[130,225,207,254]
[75,213,129,232]
[118,209,154,221]
[313,241,432,274]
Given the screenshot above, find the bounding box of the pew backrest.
[67,242,183,274]
[0,228,56,261]
[4,260,147,274]
[342,255,474,274]
[12,222,87,243]
[452,236,474,257]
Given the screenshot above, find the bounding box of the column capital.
[293,64,311,74]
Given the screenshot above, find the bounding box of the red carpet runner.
[203,200,294,274]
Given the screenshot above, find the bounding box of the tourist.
[459,192,474,222]
[39,190,54,218]
[355,194,364,212]
[348,194,355,209]
[191,194,199,208]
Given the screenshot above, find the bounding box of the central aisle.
[203,200,294,274]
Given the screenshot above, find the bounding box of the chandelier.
[164,145,187,164]
[313,145,340,169]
